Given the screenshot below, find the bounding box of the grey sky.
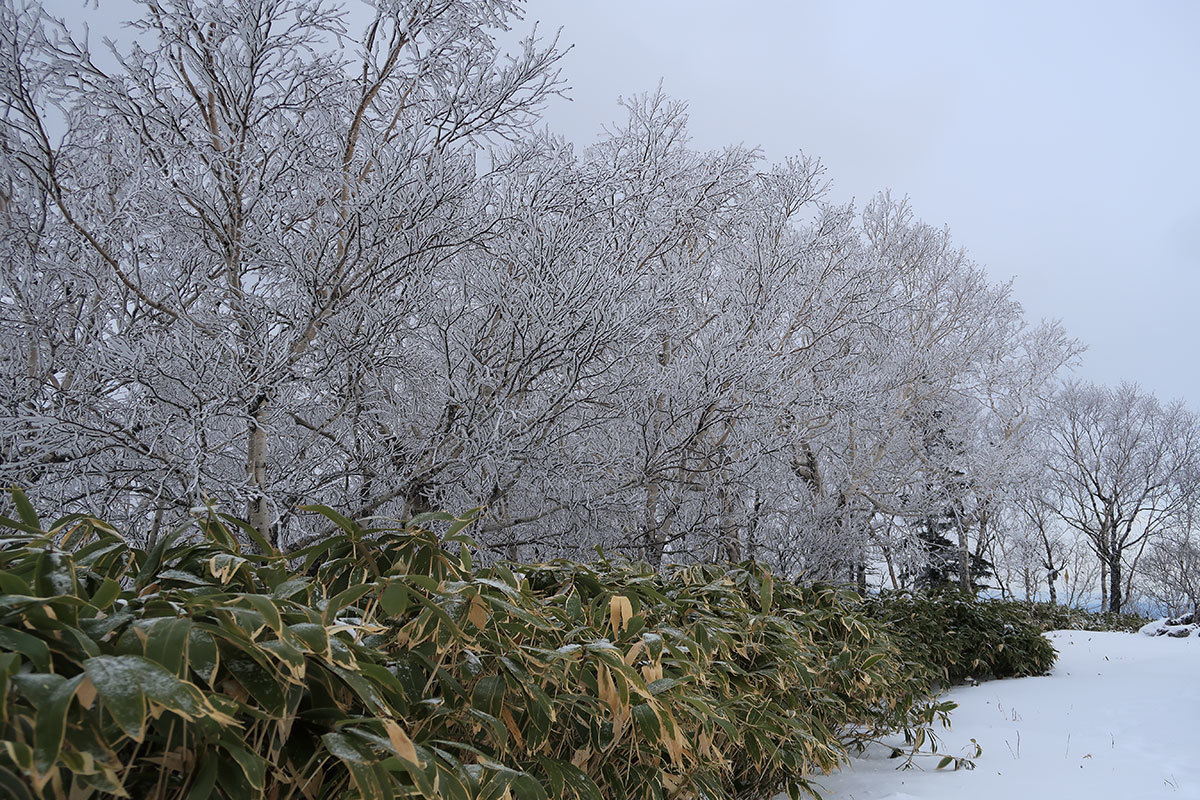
[520,0,1200,406]
[46,0,1200,405]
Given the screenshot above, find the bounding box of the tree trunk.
[1109,553,1123,614]
[247,394,271,546]
[147,505,164,550]
[881,543,901,591]
[744,490,761,561]
[643,479,664,566]
[717,481,741,561]
[1123,534,1149,613]
[956,520,972,591]
[974,509,991,573]
[1099,556,1108,613]
[1041,529,1058,605]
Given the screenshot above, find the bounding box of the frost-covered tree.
[1,0,564,545]
[804,196,1078,591]
[1143,519,1200,621]
[2,0,1082,575]
[1048,382,1200,613]
[1011,476,1070,603]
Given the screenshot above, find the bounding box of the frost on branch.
[2,1,1089,583]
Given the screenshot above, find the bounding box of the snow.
[803,630,1200,799]
[1139,617,1200,639]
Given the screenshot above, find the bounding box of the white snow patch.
[1139,616,1200,639]
[799,630,1200,799]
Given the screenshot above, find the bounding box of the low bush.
[0,494,1000,800]
[1001,600,1148,634]
[863,590,1057,686]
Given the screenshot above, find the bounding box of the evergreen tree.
[914,507,994,592]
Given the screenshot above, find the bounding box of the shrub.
[863,590,1057,686]
[1001,600,1148,634]
[0,495,986,800]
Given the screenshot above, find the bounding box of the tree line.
[1,0,1195,615]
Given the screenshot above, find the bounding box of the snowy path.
[804,631,1200,800]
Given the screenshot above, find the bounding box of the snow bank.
[803,630,1200,799]
[1139,614,1200,638]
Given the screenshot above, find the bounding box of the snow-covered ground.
[805,630,1199,800]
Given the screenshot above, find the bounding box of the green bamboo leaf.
[506,777,544,800]
[67,761,129,797]
[259,639,306,682]
[760,574,774,612]
[33,674,83,774]
[541,759,601,800]
[188,628,219,686]
[218,739,267,794]
[566,591,582,621]
[82,657,146,742]
[537,757,566,798]
[32,549,76,599]
[136,524,188,590]
[357,662,406,699]
[287,622,330,657]
[218,512,277,556]
[0,653,16,720]
[157,569,212,587]
[299,505,362,538]
[73,538,131,579]
[295,536,340,573]
[445,508,481,538]
[89,577,123,610]
[2,741,33,771]
[379,581,409,617]
[860,651,888,670]
[323,583,374,624]
[271,576,310,599]
[223,653,286,715]
[321,733,387,800]
[0,514,42,535]
[238,594,284,634]
[208,553,249,586]
[184,757,219,800]
[226,606,269,640]
[0,627,50,672]
[472,675,506,717]
[325,663,391,715]
[50,513,107,547]
[381,751,438,797]
[431,763,472,800]
[632,703,661,742]
[472,577,522,599]
[0,766,35,800]
[85,655,236,741]
[647,677,685,696]
[144,617,192,676]
[215,757,253,800]
[7,489,40,531]
[0,569,29,595]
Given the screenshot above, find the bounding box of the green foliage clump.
[0,494,987,800]
[864,590,1057,686]
[1001,600,1148,634]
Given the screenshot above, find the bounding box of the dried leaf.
[382,719,420,766]
[467,593,488,630]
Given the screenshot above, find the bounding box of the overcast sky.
[518,0,1200,407]
[48,0,1200,406]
